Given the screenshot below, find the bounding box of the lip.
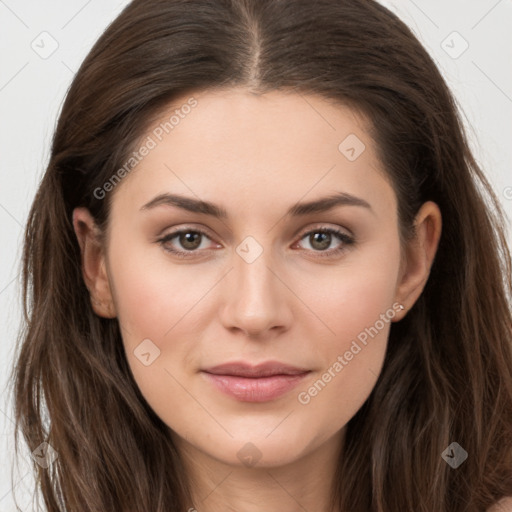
[202,360,310,377]
[201,372,310,402]
[201,361,311,402]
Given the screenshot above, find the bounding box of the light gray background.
[1,1,511,510]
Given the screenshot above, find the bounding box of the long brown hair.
[9,0,512,510]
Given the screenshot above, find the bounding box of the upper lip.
[202,361,310,378]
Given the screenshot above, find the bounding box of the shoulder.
[487,497,512,512]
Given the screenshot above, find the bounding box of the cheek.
[106,234,213,395]
[107,246,208,415]
[303,240,401,350]
[293,242,401,413]
[293,286,397,441]
[108,236,204,338]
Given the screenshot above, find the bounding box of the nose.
[219,243,293,338]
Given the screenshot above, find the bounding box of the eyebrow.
[140,191,374,218]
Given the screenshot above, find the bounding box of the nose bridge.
[221,234,290,334]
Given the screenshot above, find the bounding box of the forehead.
[109,87,395,223]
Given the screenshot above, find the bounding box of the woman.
[9,0,512,510]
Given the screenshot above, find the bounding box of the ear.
[393,201,442,321]
[72,207,116,318]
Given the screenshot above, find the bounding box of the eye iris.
[180,231,202,250]
[310,232,331,250]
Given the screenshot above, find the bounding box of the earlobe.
[394,201,442,319]
[72,207,116,319]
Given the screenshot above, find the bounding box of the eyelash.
[157,226,355,260]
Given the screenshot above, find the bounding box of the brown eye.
[295,227,355,259]
[308,231,332,251]
[157,225,355,260]
[158,228,217,258]
[177,231,203,250]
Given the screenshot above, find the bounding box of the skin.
[73,88,442,512]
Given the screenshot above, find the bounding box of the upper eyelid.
[160,224,218,243]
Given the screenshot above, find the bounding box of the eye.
[156,225,355,259]
[157,227,218,258]
[294,227,355,258]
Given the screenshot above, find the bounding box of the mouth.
[201,361,311,402]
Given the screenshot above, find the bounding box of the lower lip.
[201,371,310,402]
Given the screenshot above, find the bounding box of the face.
[79,88,419,470]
